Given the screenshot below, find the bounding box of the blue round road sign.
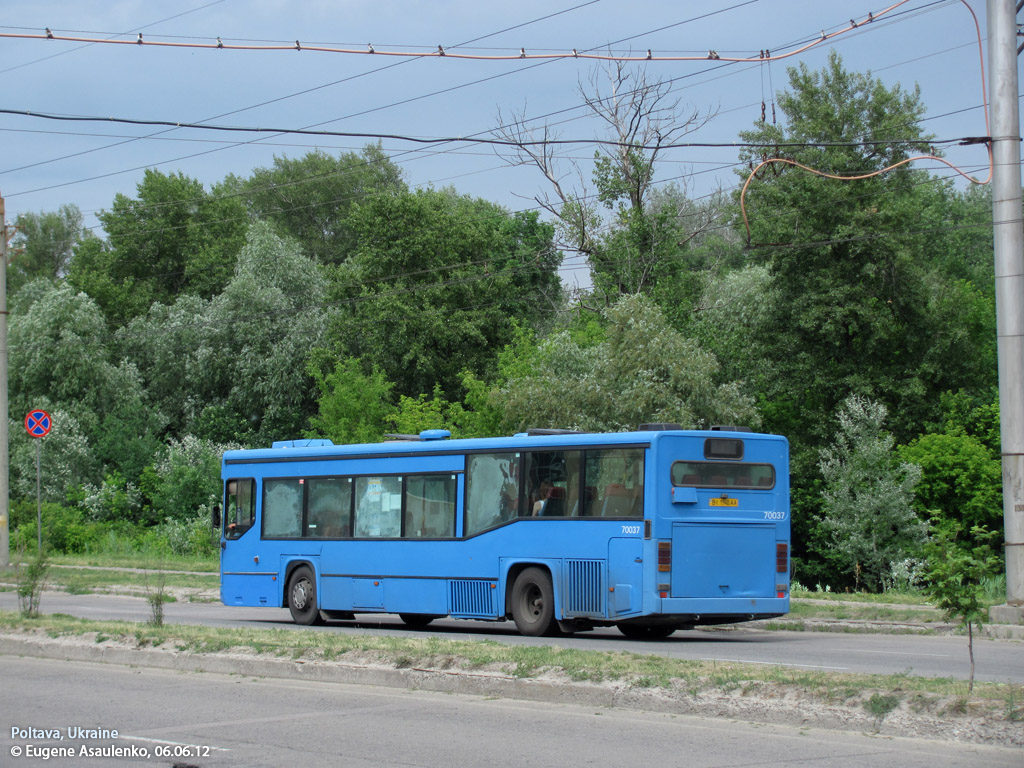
[25,409,52,438]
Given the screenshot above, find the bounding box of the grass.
[0,561,218,599]
[0,610,1018,723]
[791,587,935,606]
[44,553,217,572]
[788,599,945,623]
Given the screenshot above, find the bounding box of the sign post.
[24,409,51,552]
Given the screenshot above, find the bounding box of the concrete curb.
[2,634,1021,748]
[752,617,1024,640]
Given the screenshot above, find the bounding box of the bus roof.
[222,427,786,465]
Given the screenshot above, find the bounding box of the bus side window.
[224,478,255,539]
[354,476,402,537]
[524,450,581,518]
[586,449,644,518]
[465,453,520,535]
[307,477,352,538]
[263,479,304,538]
[404,475,456,538]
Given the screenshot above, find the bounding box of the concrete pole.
[988,0,1024,624]
[0,196,8,568]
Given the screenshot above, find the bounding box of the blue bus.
[217,425,790,638]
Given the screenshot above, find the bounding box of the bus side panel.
[320,575,450,614]
[221,573,277,607]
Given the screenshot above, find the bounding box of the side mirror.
[211,504,221,529]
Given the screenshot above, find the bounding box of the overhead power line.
[0,108,983,151]
[0,1,937,65]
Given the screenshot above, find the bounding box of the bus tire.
[617,623,676,640]
[287,566,324,626]
[399,613,439,628]
[511,567,556,637]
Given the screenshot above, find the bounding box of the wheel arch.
[280,558,318,608]
[502,560,560,619]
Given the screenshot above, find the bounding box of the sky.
[0,1,1016,288]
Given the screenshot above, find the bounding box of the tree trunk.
[967,621,975,694]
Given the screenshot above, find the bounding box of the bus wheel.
[399,613,439,628]
[287,566,324,626]
[511,567,555,637]
[617,624,676,640]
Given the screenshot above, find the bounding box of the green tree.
[8,407,98,503]
[118,221,327,446]
[328,188,562,399]
[923,521,1001,693]
[819,395,925,591]
[240,144,405,265]
[9,205,93,294]
[69,170,248,326]
[307,355,396,445]
[899,432,1002,532]
[7,281,159,481]
[497,63,714,299]
[491,294,758,433]
[140,436,236,524]
[388,384,469,438]
[738,52,993,445]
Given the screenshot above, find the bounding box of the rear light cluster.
[776,542,789,598]
[658,541,671,598]
[658,541,671,572]
[776,542,788,573]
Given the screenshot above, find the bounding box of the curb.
[753,617,1024,640]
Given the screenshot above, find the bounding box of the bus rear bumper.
[653,596,789,626]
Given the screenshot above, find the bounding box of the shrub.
[141,436,236,524]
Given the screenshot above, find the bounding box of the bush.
[152,514,219,558]
[77,472,144,524]
[10,500,101,554]
[141,436,234,524]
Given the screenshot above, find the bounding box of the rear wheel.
[511,567,556,636]
[287,566,324,626]
[617,624,677,640]
[399,613,440,628]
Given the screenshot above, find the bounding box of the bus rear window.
[672,461,775,489]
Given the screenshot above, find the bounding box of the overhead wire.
[0,1,941,207]
[4,0,987,276]
[0,0,230,76]
[0,0,605,187]
[738,0,991,243]
[0,0,947,64]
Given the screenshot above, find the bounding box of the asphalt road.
[1,656,1020,768]
[1,590,1022,684]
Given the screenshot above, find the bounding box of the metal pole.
[988,0,1024,624]
[0,196,8,568]
[35,439,41,553]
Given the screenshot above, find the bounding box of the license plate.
[709,498,738,507]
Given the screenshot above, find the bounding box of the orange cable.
[740,0,992,243]
[0,2,939,64]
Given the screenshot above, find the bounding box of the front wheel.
[287,566,324,626]
[510,567,556,636]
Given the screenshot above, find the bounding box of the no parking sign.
[24,409,50,551]
[24,409,52,438]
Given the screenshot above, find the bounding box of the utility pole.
[0,195,9,568]
[988,0,1024,624]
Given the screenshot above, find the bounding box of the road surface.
[1,656,1019,768]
